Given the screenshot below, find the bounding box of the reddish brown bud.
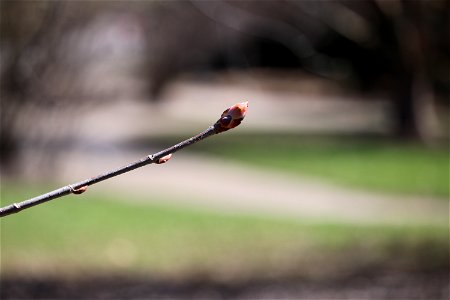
[215,101,248,133]
[72,186,88,195]
[156,154,173,164]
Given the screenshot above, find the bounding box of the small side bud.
[156,154,173,164]
[72,186,88,195]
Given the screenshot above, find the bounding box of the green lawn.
[1,135,448,278]
[184,133,449,198]
[1,185,447,279]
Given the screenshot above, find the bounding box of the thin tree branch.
[0,101,248,217]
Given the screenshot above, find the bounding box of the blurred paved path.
[13,78,448,226]
[73,79,391,143]
[57,150,448,226]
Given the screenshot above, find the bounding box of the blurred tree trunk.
[0,1,63,172]
[391,0,448,141]
[391,73,418,139]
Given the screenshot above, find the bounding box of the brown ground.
[2,270,448,299]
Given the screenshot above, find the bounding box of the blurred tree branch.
[1,0,447,178]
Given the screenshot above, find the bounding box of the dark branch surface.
[0,124,221,217]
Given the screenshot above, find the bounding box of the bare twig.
[0,101,248,217]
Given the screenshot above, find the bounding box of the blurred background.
[1,1,448,299]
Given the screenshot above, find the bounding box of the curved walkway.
[58,150,448,226]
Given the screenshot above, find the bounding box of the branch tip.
[215,101,249,133]
[0,101,248,217]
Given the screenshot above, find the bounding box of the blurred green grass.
[1,185,448,279]
[183,133,449,199]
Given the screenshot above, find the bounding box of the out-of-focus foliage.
[1,0,448,172]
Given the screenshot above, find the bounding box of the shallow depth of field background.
[1,1,448,299]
